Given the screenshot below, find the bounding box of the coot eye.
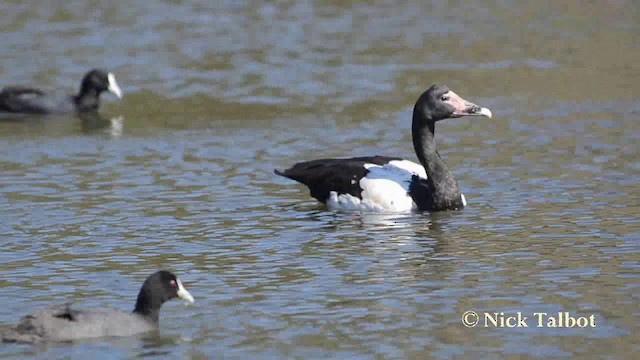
[169,280,177,287]
[441,95,449,101]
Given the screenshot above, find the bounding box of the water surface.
[1,1,639,358]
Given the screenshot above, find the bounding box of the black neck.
[133,288,162,323]
[411,108,462,209]
[74,87,101,112]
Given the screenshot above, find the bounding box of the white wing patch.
[326,160,427,212]
[385,160,427,179]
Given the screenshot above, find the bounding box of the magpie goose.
[275,85,492,212]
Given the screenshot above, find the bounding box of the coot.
[0,69,122,114]
[2,270,194,343]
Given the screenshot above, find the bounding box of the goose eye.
[441,95,449,101]
[169,280,177,287]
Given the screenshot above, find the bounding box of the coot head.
[415,85,492,122]
[79,69,123,99]
[133,270,194,320]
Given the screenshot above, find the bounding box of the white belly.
[326,160,426,212]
